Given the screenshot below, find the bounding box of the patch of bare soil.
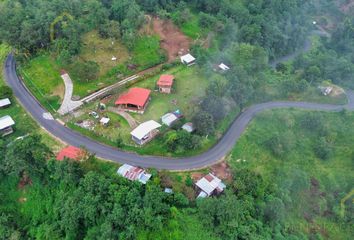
[18,172,32,189]
[330,85,345,97]
[210,162,233,181]
[152,17,192,62]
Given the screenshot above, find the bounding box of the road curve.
[4,54,354,170]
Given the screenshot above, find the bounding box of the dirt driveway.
[152,17,192,62]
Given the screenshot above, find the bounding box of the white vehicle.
[89,111,99,119]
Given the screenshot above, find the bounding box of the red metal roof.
[157,75,174,87]
[56,146,83,161]
[124,166,144,180]
[115,88,151,107]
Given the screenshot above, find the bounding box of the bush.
[0,86,13,99]
[70,61,100,83]
[192,110,215,136]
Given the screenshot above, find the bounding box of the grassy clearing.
[132,35,165,69]
[66,65,217,156]
[180,14,203,40]
[80,30,130,76]
[229,109,354,239]
[20,55,63,111]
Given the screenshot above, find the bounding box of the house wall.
[1,127,13,137]
[159,86,171,94]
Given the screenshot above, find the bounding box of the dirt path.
[152,17,192,62]
[108,107,139,129]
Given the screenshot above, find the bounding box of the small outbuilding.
[0,98,11,108]
[115,88,151,114]
[157,75,174,94]
[100,117,110,126]
[180,53,196,66]
[117,164,152,184]
[0,115,15,137]
[161,113,178,127]
[130,120,161,145]
[218,63,230,71]
[182,122,195,133]
[56,146,85,161]
[196,173,226,198]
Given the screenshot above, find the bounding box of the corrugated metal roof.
[161,113,178,126]
[180,54,195,64]
[130,120,161,140]
[0,98,11,108]
[0,115,15,130]
[195,174,225,196]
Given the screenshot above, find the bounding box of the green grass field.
[179,14,203,40]
[20,55,63,111]
[230,109,354,239]
[80,30,130,77]
[132,35,165,69]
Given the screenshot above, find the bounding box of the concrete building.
[0,115,15,137]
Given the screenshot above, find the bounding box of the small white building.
[117,164,152,184]
[182,122,195,133]
[218,63,230,71]
[161,113,178,127]
[131,120,161,145]
[0,115,15,137]
[100,117,110,126]
[180,53,196,66]
[0,98,11,108]
[196,173,226,198]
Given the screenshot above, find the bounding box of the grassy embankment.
[20,31,165,101]
[230,109,354,239]
[0,44,62,150]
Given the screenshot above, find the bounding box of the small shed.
[100,117,110,126]
[180,53,196,66]
[0,115,15,137]
[0,98,11,108]
[157,75,174,94]
[117,164,152,184]
[182,122,195,133]
[218,63,230,71]
[56,146,85,161]
[161,113,178,127]
[196,173,226,198]
[131,120,161,145]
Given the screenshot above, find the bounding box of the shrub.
[0,86,13,99]
[70,61,100,83]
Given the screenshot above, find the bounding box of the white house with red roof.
[117,164,152,184]
[157,74,174,94]
[195,173,226,198]
[115,88,151,114]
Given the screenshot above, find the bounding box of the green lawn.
[229,109,354,239]
[132,35,165,69]
[20,55,64,111]
[180,14,204,40]
[79,30,130,77]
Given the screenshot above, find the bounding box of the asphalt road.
[4,54,354,170]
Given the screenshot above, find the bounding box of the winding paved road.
[4,54,354,170]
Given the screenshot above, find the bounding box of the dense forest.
[1,0,354,239]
